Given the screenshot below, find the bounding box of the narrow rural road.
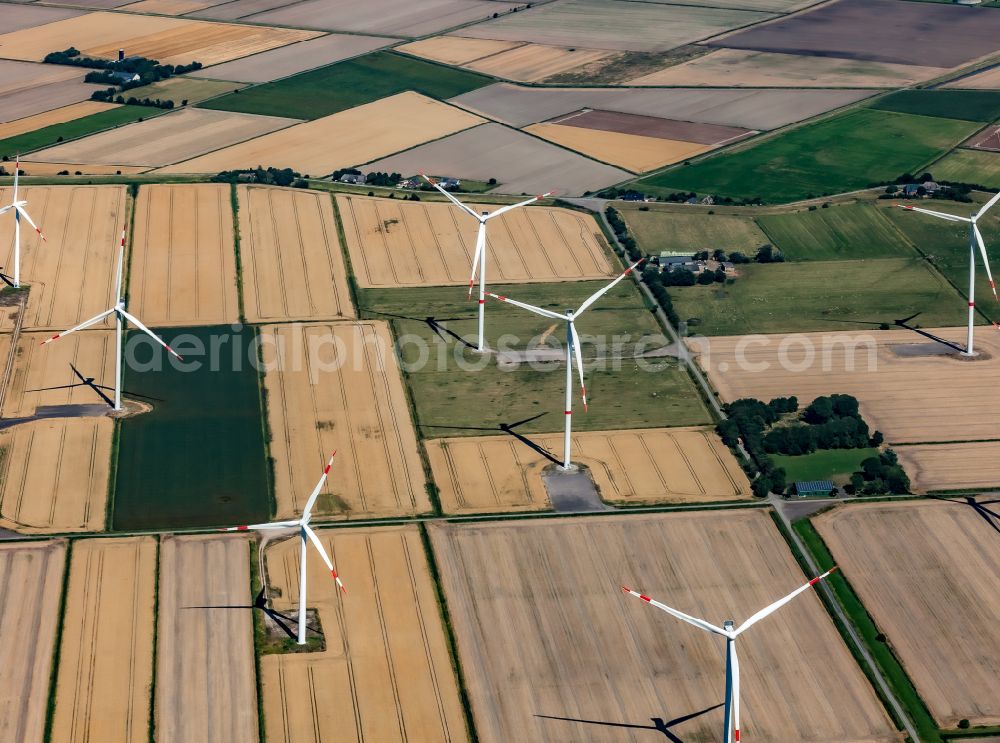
[769,496,921,742]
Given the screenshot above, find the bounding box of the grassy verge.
[0,105,155,159]
[43,539,74,743]
[147,537,161,743]
[229,183,245,323]
[771,447,878,484]
[248,539,267,742]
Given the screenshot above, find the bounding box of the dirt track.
[239,187,355,322]
[260,322,428,520]
[430,511,894,743]
[817,500,1000,727]
[0,540,66,743]
[337,194,613,288]
[156,534,258,743]
[426,426,751,514]
[51,537,157,743]
[130,184,239,326]
[261,525,468,742]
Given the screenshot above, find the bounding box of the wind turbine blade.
[486,292,567,321]
[973,224,998,301]
[0,205,13,216]
[115,229,126,302]
[569,322,587,412]
[732,642,741,743]
[15,205,45,241]
[975,190,1000,219]
[734,567,838,636]
[576,259,644,316]
[221,520,300,531]
[40,308,115,345]
[468,223,484,299]
[420,173,479,220]
[483,192,552,220]
[895,204,970,223]
[301,451,337,521]
[118,309,183,359]
[303,524,346,593]
[621,586,728,636]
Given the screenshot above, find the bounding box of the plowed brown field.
[0,540,66,743]
[260,322,428,520]
[130,184,239,326]
[337,194,613,288]
[239,186,354,322]
[817,500,1000,727]
[430,511,895,743]
[260,525,468,742]
[51,537,157,743]
[426,426,751,514]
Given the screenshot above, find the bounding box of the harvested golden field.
[30,108,298,168]
[121,0,222,14]
[17,162,149,176]
[525,122,713,172]
[261,525,468,743]
[0,185,126,333]
[944,66,1000,90]
[0,418,112,533]
[0,11,320,65]
[426,426,751,514]
[396,35,522,65]
[260,322,428,520]
[238,186,354,323]
[0,101,118,140]
[337,194,614,288]
[0,540,66,743]
[896,441,1000,493]
[130,184,239,326]
[156,92,484,175]
[430,511,894,743]
[156,534,258,743]
[696,328,1000,446]
[467,44,616,83]
[629,49,947,87]
[817,500,1000,727]
[51,537,156,743]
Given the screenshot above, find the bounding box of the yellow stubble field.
[337,194,614,288]
[0,101,118,140]
[238,186,355,323]
[816,500,1000,727]
[260,525,469,743]
[50,536,157,743]
[426,426,751,514]
[260,322,429,520]
[0,540,66,743]
[129,184,239,326]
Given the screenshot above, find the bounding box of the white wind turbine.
[40,229,181,411]
[897,190,1000,356]
[421,174,551,352]
[622,566,839,743]
[0,156,46,287]
[487,259,643,469]
[223,451,345,645]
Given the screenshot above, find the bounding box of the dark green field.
[757,202,914,261]
[669,258,969,335]
[199,51,492,120]
[640,109,979,203]
[869,89,1000,123]
[772,448,877,484]
[0,105,152,160]
[113,325,270,530]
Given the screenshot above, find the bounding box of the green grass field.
[113,325,270,530]
[199,51,491,120]
[620,207,769,256]
[881,197,1000,323]
[0,105,152,159]
[772,448,877,484]
[757,202,915,261]
[869,89,1000,123]
[931,148,1000,189]
[669,258,969,335]
[641,109,980,204]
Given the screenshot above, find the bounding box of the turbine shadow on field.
[535,702,724,742]
[929,494,1000,536]
[362,308,477,350]
[0,271,14,288]
[27,363,163,408]
[422,412,561,466]
[184,588,320,641]
[818,313,966,354]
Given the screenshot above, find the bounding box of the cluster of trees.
[716,396,798,496]
[366,172,402,187]
[605,207,641,262]
[592,186,763,206]
[849,450,910,495]
[212,166,306,188]
[762,395,882,455]
[876,171,976,203]
[754,244,785,263]
[640,266,681,327]
[45,47,201,83]
[90,89,176,108]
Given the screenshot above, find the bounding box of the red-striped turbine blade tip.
[41,334,59,345]
[620,586,631,593]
